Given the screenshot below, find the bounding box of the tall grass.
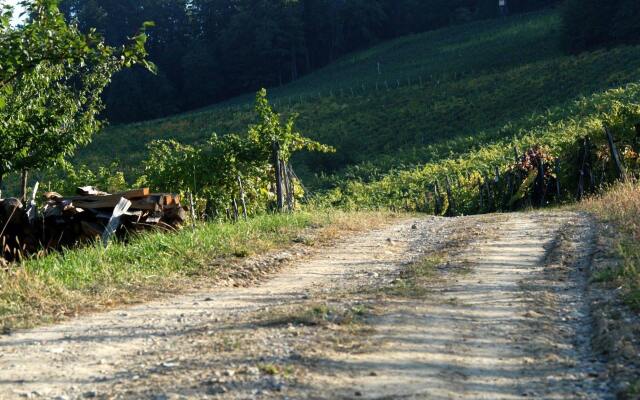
[580,182,640,311]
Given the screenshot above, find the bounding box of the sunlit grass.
[580,181,640,311]
[0,210,399,329]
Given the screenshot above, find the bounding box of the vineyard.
[76,9,640,193]
[318,84,640,213]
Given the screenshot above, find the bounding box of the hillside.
[79,9,640,186]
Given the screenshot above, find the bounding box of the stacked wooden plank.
[1,187,186,262]
[0,197,39,261]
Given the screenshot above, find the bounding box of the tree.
[562,0,639,52]
[0,0,152,187]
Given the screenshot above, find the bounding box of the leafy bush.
[141,89,333,217]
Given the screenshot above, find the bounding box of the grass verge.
[579,181,640,311]
[259,302,370,328]
[0,210,400,330]
[384,255,445,298]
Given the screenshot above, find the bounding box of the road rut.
[0,212,612,399]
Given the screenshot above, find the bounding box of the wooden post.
[281,160,294,212]
[189,192,196,229]
[237,175,248,220]
[604,124,627,181]
[434,181,442,215]
[513,147,520,164]
[584,137,594,191]
[20,169,28,203]
[445,176,454,217]
[232,198,239,222]
[508,171,515,201]
[577,139,587,200]
[493,166,500,209]
[26,181,39,224]
[537,159,546,207]
[504,173,513,208]
[272,141,284,212]
[286,164,296,211]
[555,158,561,199]
[483,172,492,211]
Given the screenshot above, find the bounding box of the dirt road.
[0,212,614,399]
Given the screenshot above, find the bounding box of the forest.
[58,0,561,123]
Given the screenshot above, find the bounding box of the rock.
[355,391,363,397]
[620,342,637,360]
[83,391,97,398]
[523,310,544,319]
[206,386,227,395]
[411,224,418,230]
[161,362,180,368]
[245,366,260,375]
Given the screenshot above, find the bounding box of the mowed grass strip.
[0,210,399,330]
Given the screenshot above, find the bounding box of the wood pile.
[0,187,186,262]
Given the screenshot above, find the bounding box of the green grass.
[385,255,444,298]
[260,303,370,327]
[77,10,640,186]
[0,210,396,329]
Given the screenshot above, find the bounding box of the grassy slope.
[80,9,640,184]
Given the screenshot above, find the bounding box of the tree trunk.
[20,169,29,203]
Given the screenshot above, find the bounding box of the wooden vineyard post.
[537,158,546,207]
[504,173,513,208]
[286,164,296,211]
[237,175,248,220]
[604,124,627,182]
[483,172,493,212]
[513,146,520,163]
[494,166,501,210]
[445,176,455,217]
[281,161,294,212]
[577,139,588,200]
[555,158,561,200]
[232,198,239,221]
[20,170,28,203]
[272,141,284,212]
[434,181,443,215]
[189,192,196,229]
[478,181,484,212]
